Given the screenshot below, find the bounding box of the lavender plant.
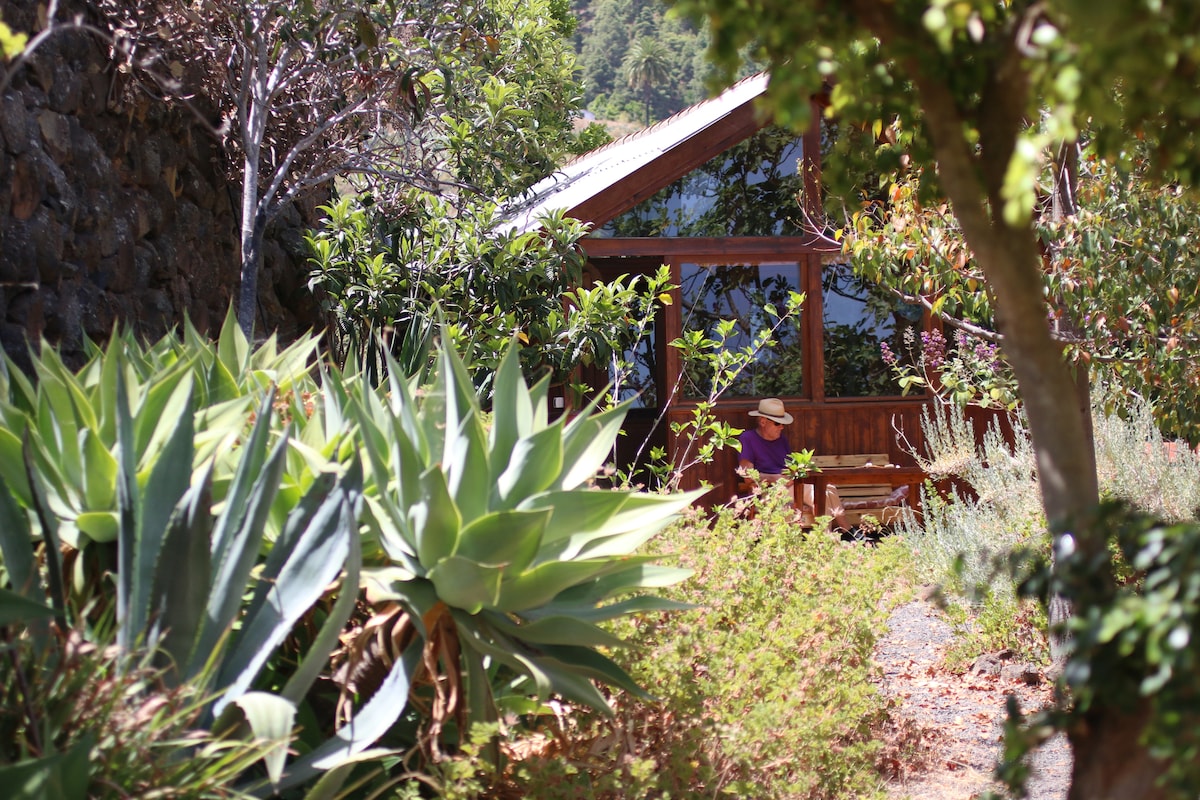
[883,327,1018,410]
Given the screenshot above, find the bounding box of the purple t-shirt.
[738,428,790,475]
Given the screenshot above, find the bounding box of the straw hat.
[748,397,793,425]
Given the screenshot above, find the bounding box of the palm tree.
[622,38,672,126]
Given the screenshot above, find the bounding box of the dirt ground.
[874,593,1072,800]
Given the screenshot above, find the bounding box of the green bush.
[482,482,914,799]
[899,389,1200,671]
[0,322,701,797]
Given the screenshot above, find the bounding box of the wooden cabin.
[505,74,988,511]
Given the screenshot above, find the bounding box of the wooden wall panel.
[666,400,926,501]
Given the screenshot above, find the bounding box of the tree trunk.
[238,151,262,338]
[1068,700,1170,800]
[1048,142,1093,660]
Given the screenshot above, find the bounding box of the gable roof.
[502,73,771,235]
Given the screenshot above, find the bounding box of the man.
[737,398,849,529]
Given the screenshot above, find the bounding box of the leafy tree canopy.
[665,0,1200,794]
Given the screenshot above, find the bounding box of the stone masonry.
[0,1,323,367]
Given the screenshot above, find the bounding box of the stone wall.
[0,1,324,367]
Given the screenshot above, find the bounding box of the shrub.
[900,388,1200,669]
[486,482,914,799]
[1093,386,1200,521]
[899,403,1044,593]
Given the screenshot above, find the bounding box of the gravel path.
[874,597,1072,799]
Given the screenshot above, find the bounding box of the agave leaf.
[217,306,250,380]
[410,467,460,567]
[444,411,490,526]
[149,467,213,676]
[32,354,78,437]
[359,575,437,637]
[456,615,620,714]
[190,403,288,678]
[522,595,694,624]
[484,612,629,649]
[0,588,55,625]
[383,365,426,457]
[595,489,705,535]
[453,616,552,698]
[487,340,530,473]
[427,556,503,614]
[0,474,34,596]
[282,510,361,706]
[287,748,400,800]
[527,372,551,428]
[263,470,339,557]
[317,367,350,444]
[455,508,548,573]
[194,395,254,465]
[558,403,630,490]
[538,644,650,699]
[361,565,419,602]
[0,427,30,506]
[524,657,613,712]
[264,333,322,393]
[205,352,241,407]
[208,390,276,562]
[135,370,193,469]
[388,577,438,640]
[2,352,38,413]
[0,734,92,800]
[537,493,700,563]
[388,415,426,511]
[252,332,280,366]
[347,393,392,494]
[549,564,694,608]
[272,643,422,793]
[519,489,631,549]
[495,557,655,613]
[24,434,67,630]
[215,478,355,712]
[128,379,195,638]
[57,362,99,434]
[74,511,118,544]
[495,426,562,508]
[362,494,420,570]
[438,330,481,430]
[36,383,81,502]
[462,635,499,767]
[115,368,139,651]
[572,529,677,561]
[79,428,117,511]
[96,336,122,443]
[228,692,296,787]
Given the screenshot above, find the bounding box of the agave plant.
[0,367,366,793]
[334,335,701,751]
[0,308,324,560]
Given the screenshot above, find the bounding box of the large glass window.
[679,262,805,398]
[822,263,923,397]
[610,317,659,409]
[601,126,807,237]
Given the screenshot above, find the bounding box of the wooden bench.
[802,453,922,528]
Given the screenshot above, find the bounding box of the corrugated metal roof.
[501,73,770,235]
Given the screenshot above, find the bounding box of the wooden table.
[796,465,926,517]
